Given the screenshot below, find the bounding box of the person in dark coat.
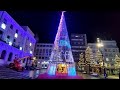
[29,63,35,79]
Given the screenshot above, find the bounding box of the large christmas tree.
[47,11,76,76]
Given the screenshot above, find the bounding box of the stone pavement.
[77,73,100,79]
[107,75,119,79]
[0,66,29,79]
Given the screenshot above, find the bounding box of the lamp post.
[96,38,107,79]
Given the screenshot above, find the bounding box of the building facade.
[71,34,87,62]
[0,11,36,66]
[34,43,53,63]
[88,40,120,64]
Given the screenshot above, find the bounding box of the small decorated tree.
[85,47,95,74]
[78,53,85,71]
[95,50,104,74]
[114,55,120,74]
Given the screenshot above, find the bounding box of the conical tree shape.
[47,11,76,76]
[50,11,74,63]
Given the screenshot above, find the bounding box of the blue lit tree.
[47,11,76,76]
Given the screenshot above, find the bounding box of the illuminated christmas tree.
[47,11,76,76]
[114,55,120,72]
[96,50,103,66]
[85,47,96,73]
[78,53,85,71]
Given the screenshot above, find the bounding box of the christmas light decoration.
[47,11,76,76]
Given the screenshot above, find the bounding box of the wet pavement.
[0,66,29,79]
[77,72,100,79]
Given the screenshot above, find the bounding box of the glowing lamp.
[20,47,22,50]
[33,57,36,60]
[30,51,32,54]
[1,23,6,29]
[9,41,12,46]
[30,43,32,46]
[97,43,104,48]
[38,62,40,63]
[14,33,18,38]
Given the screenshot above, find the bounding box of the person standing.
[29,63,35,79]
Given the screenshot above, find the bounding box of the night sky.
[7,11,120,48]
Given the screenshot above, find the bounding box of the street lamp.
[96,38,107,79]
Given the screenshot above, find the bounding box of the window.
[78,42,81,44]
[37,45,39,47]
[39,49,42,53]
[10,24,13,29]
[74,42,77,45]
[23,59,25,63]
[104,49,107,52]
[1,23,6,29]
[105,53,108,57]
[116,49,119,52]
[81,35,83,37]
[0,30,3,39]
[42,57,44,59]
[113,49,115,52]
[36,49,39,53]
[46,49,48,53]
[50,45,53,47]
[46,45,49,47]
[3,18,7,24]
[13,39,16,42]
[16,29,18,33]
[7,35,10,39]
[49,49,52,53]
[43,49,45,53]
[39,57,41,59]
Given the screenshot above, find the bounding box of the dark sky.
[7,11,120,48]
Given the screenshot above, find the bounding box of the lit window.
[9,41,12,46]
[30,43,32,46]
[75,36,79,37]
[106,58,109,61]
[20,47,22,50]
[14,33,18,38]
[1,23,6,29]
[30,51,32,54]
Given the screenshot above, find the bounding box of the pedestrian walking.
[29,64,35,79]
